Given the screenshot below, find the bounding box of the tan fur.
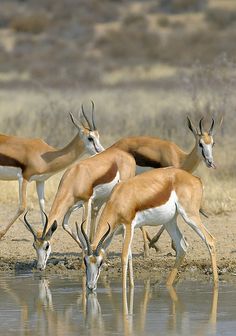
[202,132,212,144]
[0,113,101,239]
[47,148,136,228]
[92,167,218,288]
[47,118,215,258]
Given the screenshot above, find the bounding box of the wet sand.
[0,205,236,284]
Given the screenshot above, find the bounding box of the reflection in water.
[0,273,235,336]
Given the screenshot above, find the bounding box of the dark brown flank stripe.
[0,153,26,170]
[131,151,162,168]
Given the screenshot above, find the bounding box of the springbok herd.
[0,102,220,291]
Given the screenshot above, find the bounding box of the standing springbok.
[71,167,218,291]
[0,102,104,239]
[107,116,217,254]
[23,117,217,269]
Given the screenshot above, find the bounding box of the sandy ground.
[0,205,236,284]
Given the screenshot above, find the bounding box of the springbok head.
[187,116,216,169]
[24,212,57,271]
[71,221,111,291]
[70,101,104,154]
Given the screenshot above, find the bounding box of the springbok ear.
[45,221,58,240]
[187,116,198,136]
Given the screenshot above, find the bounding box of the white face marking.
[84,254,103,291]
[0,166,22,180]
[35,241,51,271]
[198,138,215,168]
[92,172,120,203]
[84,131,104,155]
[132,191,178,229]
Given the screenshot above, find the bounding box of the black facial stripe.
[201,148,207,161]
[90,137,99,153]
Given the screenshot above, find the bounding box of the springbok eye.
[199,142,203,148]
[88,137,93,142]
[45,243,50,251]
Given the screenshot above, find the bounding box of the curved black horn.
[208,118,215,135]
[23,211,37,239]
[41,211,49,239]
[91,100,96,130]
[80,220,92,255]
[199,117,204,135]
[81,104,92,130]
[95,223,111,255]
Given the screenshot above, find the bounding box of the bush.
[10,14,49,34]
[157,16,170,27]
[206,7,236,29]
[159,0,208,14]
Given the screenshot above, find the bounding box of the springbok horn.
[80,220,92,255]
[209,118,215,135]
[41,211,49,239]
[91,100,96,130]
[95,223,111,255]
[70,112,87,130]
[81,104,93,130]
[23,211,37,240]
[187,116,198,135]
[199,117,204,135]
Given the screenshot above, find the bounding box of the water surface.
[0,273,235,336]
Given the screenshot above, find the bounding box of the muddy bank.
[0,207,236,283]
[1,253,236,284]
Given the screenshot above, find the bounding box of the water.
[0,273,235,336]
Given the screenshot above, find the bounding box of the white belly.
[92,172,120,203]
[136,165,152,175]
[30,173,54,182]
[132,191,178,228]
[0,166,22,180]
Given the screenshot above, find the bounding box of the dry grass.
[0,59,235,216]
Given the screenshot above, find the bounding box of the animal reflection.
[0,277,219,336]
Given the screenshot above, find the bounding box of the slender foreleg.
[164,220,188,286]
[0,175,28,239]
[62,202,84,246]
[121,224,134,292]
[89,201,103,243]
[181,212,218,286]
[36,180,46,225]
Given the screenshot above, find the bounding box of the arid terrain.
[0,0,236,285]
[0,202,236,285]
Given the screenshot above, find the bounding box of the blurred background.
[0,0,235,214]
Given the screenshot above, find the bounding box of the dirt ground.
[0,205,236,284]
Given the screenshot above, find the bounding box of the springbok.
[70,167,218,291]
[23,117,217,268]
[0,102,104,239]
[111,116,217,253]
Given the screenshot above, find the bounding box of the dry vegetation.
[0,0,235,217]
